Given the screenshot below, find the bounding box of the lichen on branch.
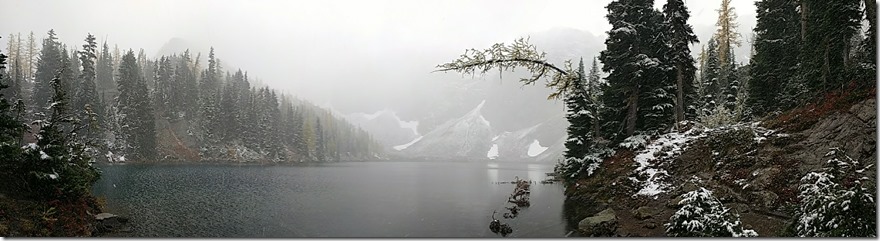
[434,37,579,100]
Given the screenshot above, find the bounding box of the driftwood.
[489,177,536,237]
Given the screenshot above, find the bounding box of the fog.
[1,0,756,114]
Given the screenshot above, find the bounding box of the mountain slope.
[401,100,493,159]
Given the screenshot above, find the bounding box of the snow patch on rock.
[393,136,423,151]
[527,139,548,157]
[487,144,499,159]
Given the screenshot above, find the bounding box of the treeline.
[2,30,382,163]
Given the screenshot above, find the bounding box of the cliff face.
[563,96,877,237]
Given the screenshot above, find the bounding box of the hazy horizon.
[1,0,757,114]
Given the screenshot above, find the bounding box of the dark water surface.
[93,161,570,237]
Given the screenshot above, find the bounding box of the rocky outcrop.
[94,213,131,235]
[792,98,876,173]
[578,208,619,237]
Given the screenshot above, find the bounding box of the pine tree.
[663,0,699,124]
[116,50,156,160]
[748,0,801,117]
[74,34,104,140]
[174,50,199,119]
[153,56,173,118]
[96,41,115,104]
[315,117,325,162]
[599,0,665,141]
[563,59,593,159]
[25,31,38,81]
[199,48,221,144]
[33,30,63,110]
[639,8,677,133]
[1,37,23,103]
[799,0,862,93]
[698,37,722,118]
[587,58,602,139]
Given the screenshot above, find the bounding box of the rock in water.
[578,208,619,237]
[95,213,118,220]
[489,219,501,233]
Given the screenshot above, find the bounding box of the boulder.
[633,206,659,220]
[94,213,118,221]
[578,208,618,237]
[94,213,130,234]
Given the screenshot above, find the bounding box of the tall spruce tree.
[96,41,115,104]
[33,30,62,110]
[74,34,104,140]
[748,0,801,116]
[663,0,700,124]
[599,0,671,141]
[799,0,862,93]
[639,8,677,133]
[699,37,722,117]
[116,50,156,160]
[563,58,593,160]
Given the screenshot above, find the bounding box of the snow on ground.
[487,144,499,159]
[629,122,786,198]
[393,136,423,151]
[631,129,707,198]
[527,139,548,157]
[399,119,420,136]
[362,109,388,120]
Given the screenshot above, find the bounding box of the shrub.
[795,148,876,237]
[665,187,758,237]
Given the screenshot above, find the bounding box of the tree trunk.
[675,65,685,131]
[800,1,809,42]
[626,86,638,137]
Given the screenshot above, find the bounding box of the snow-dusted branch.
[434,37,579,100]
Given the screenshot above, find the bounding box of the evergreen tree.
[96,41,115,104]
[599,0,658,141]
[1,44,22,103]
[698,37,722,118]
[199,48,221,143]
[638,8,677,133]
[74,34,104,140]
[663,0,699,123]
[116,50,156,160]
[25,31,38,81]
[799,0,862,93]
[748,0,801,116]
[153,56,173,118]
[32,30,63,110]
[315,117,325,162]
[174,50,199,118]
[564,58,593,160]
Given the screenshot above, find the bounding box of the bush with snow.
[665,187,758,237]
[795,148,876,237]
[699,104,736,128]
[555,148,614,183]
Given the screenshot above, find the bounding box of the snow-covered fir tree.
[663,0,700,123]
[796,148,876,237]
[665,187,758,237]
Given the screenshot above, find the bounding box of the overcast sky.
[1,0,757,113]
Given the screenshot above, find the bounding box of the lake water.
[93,161,573,238]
